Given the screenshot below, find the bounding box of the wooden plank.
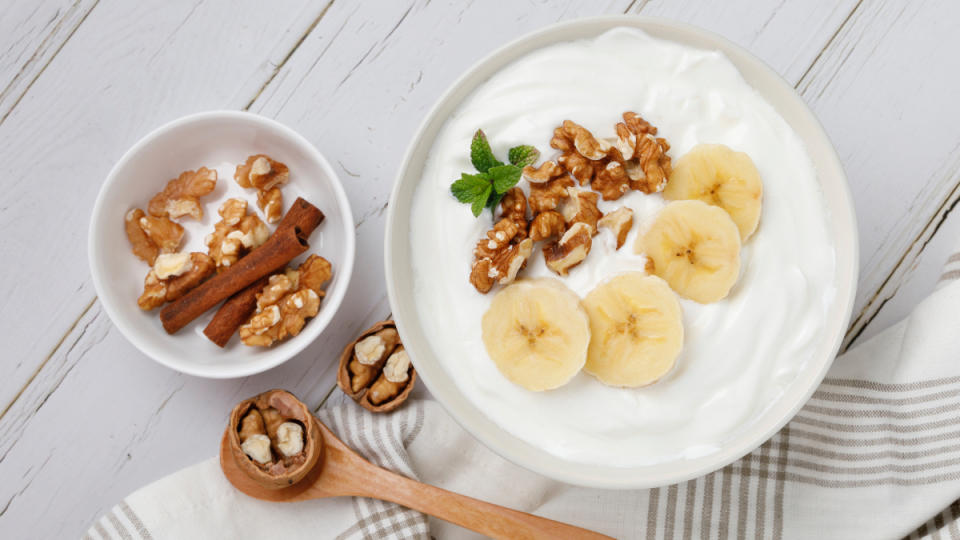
[0,0,97,123]
[853,197,960,346]
[0,0,894,536]
[633,0,858,85]
[0,0,332,415]
[791,0,960,348]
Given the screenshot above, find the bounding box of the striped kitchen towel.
[88,252,960,540]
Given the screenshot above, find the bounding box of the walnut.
[239,255,332,346]
[205,199,270,270]
[529,210,566,242]
[522,161,565,183]
[125,208,184,265]
[235,155,290,192]
[137,252,215,310]
[592,160,631,201]
[560,190,602,233]
[470,217,534,294]
[296,254,333,296]
[367,347,411,405]
[337,320,416,412]
[348,327,402,393]
[240,288,320,347]
[257,187,283,223]
[227,390,322,489]
[614,112,671,194]
[556,120,611,160]
[543,222,592,276]
[147,167,217,220]
[528,175,574,213]
[558,151,596,185]
[598,207,634,249]
[256,274,296,312]
[470,220,534,294]
[498,187,529,238]
[235,155,290,223]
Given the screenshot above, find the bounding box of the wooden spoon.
[220,416,613,539]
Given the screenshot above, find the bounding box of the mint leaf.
[488,164,522,194]
[471,184,492,217]
[487,190,505,212]
[508,145,540,168]
[450,173,490,203]
[470,130,501,173]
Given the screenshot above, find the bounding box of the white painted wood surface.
[1,1,958,537]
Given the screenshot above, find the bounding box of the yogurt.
[409,28,836,466]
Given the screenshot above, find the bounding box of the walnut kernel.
[147,167,217,220]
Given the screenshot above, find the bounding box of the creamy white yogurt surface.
[409,28,836,466]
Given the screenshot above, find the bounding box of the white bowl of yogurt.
[385,17,857,488]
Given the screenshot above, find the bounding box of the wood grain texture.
[0,0,98,123]
[3,0,958,537]
[793,0,960,347]
[0,0,331,417]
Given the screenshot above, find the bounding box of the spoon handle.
[344,463,612,540]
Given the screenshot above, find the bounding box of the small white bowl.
[89,111,355,378]
[385,17,858,488]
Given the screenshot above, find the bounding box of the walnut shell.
[227,389,322,490]
[337,320,416,413]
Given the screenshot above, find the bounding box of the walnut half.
[147,167,217,220]
[124,208,184,265]
[138,252,215,310]
[544,222,592,276]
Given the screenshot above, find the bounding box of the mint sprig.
[450,130,539,218]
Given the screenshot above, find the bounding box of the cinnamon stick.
[202,275,268,347]
[160,226,308,334]
[202,197,325,346]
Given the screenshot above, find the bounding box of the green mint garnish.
[451,173,491,203]
[488,164,522,194]
[470,130,502,173]
[508,145,540,168]
[451,130,539,218]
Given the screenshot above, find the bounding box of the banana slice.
[637,200,741,303]
[582,273,683,387]
[481,279,590,391]
[663,143,763,240]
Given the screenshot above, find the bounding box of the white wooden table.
[2,1,958,537]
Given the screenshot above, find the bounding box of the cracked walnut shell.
[147,167,217,220]
[337,320,416,413]
[226,389,321,490]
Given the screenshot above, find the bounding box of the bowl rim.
[88,110,356,379]
[385,15,858,489]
